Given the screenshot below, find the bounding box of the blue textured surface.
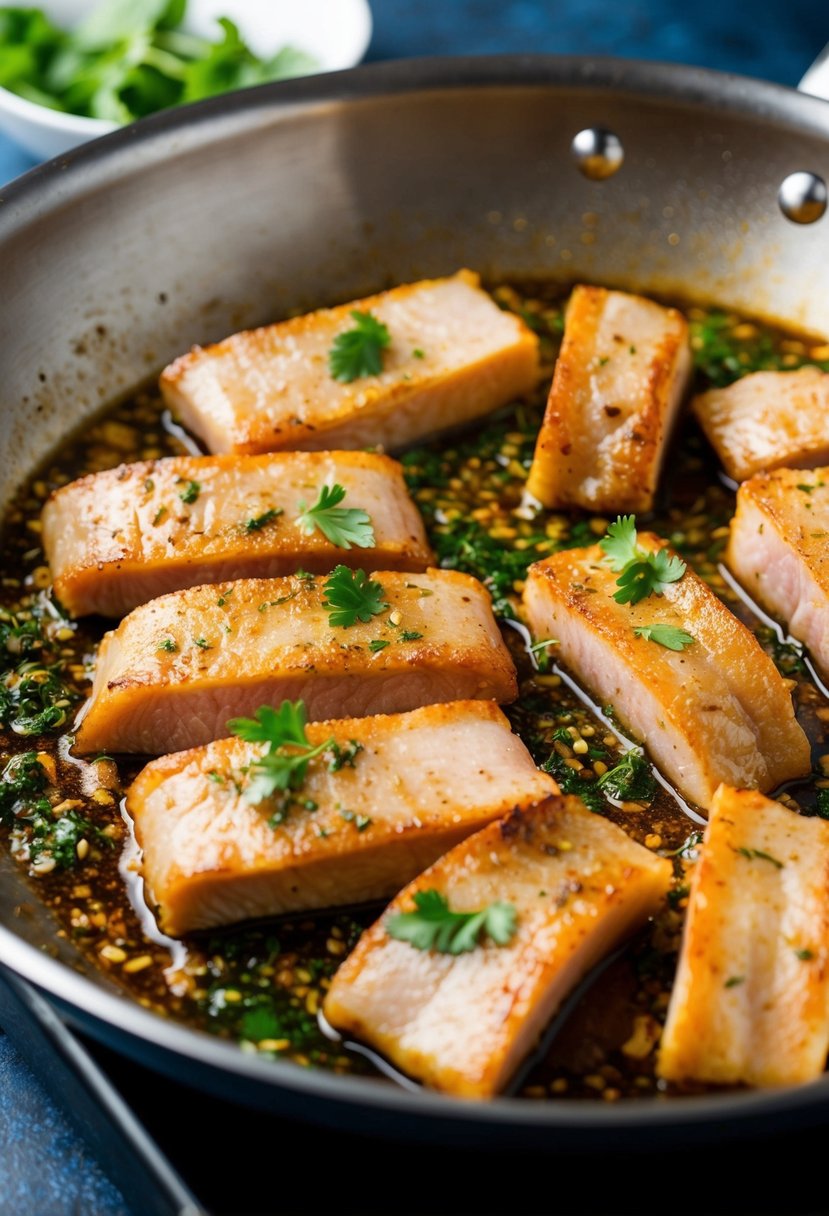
[0,1035,128,1215]
[0,2,826,1213]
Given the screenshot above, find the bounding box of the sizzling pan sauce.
[3,281,829,1100]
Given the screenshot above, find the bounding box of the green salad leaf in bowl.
[0,0,318,124]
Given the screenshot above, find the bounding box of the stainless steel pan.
[2,56,829,1144]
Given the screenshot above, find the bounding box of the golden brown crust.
[527,285,690,512]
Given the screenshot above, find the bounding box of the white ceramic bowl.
[0,0,373,159]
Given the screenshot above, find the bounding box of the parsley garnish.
[297,483,375,549]
[795,948,815,961]
[633,624,695,651]
[178,479,201,505]
[152,506,167,526]
[157,638,177,653]
[597,749,656,802]
[386,889,517,955]
[245,508,282,532]
[193,637,212,650]
[228,701,334,805]
[733,845,784,869]
[328,310,391,382]
[322,566,388,627]
[368,639,390,653]
[600,515,686,605]
[400,630,423,642]
[725,975,745,989]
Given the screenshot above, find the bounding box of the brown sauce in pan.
[3,281,829,1101]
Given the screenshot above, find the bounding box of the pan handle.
[799,46,829,99]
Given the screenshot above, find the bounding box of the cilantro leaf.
[228,701,334,805]
[322,566,388,628]
[599,514,639,571]
[633,624,695,651]
[328,311,391,383]
[296,483,375,549]
[600,515,686,605]
[597,749,656,802]
[386,889,517,955]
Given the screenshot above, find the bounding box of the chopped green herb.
[296,483,374,549]
[245,507,282,532]
[399,630,423,642]
[152,505,167,526]
[368,639,390,653]
[328,310,391,383]
[725,975,745,989]
[672,830,704,859]
[326,740,363,772]
[597,749,656,802]
[734,845,784,869]
[600,516,686,605]
[795,948,815,961]
[542,751,605,813]
[193,637,212,650]
[386,889,517,955]
[412,347,425,359]
[258,592,297,612]
[177,479,201,505]
[207,770,225,784]
[228,701,334,806]
[322,566,388,628]
[633,623,695,651]
[667,883,690,909]
[157,638,177,653]
[339,808,372,832]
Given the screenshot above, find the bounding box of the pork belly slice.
[74,569,517,755]
[128,700,557,936]
[523,539,810,808]
[41,450,432,618]
[727,467,829,680]
[659,785,829,1088]
[159,271,540,456]
[324,796,671,1098]
[692,366,829,483]
[526,285,691,513]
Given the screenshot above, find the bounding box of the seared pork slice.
[526,286,691,512]
[129,701,557,936]
[42,450,432,618]
[692,366,829,482]
[324,796,671,1098]
[523,539,810,807]
[74,569,517,754]
[727,467,829,680]
[659,785,829,1087]
[160,271,540,455]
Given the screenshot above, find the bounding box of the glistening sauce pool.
[2,282,829,1101]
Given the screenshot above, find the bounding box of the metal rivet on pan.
[778,171,827,224]
[571,128,624,180]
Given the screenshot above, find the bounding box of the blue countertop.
[1,2,826,1213]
